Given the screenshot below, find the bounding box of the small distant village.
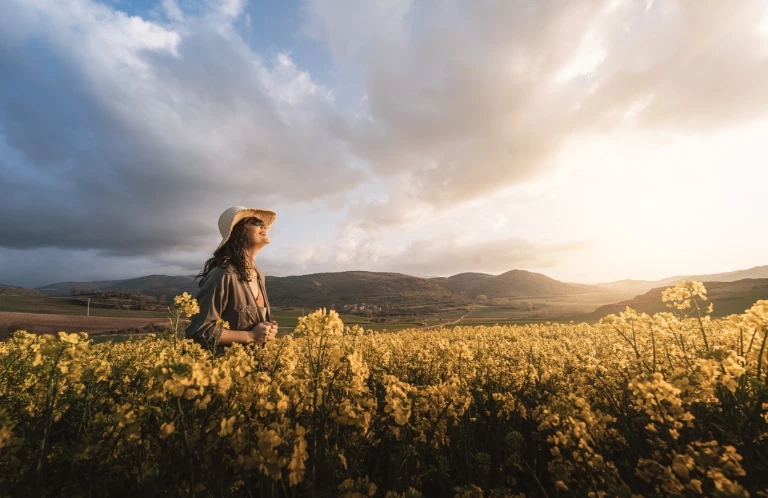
[340,302,383,314]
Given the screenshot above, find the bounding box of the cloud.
[257,223,593,278]
[0,247,206,288]
[375,236,593,277]
[215,0,248,19]
[0,0,364,257]
[0,230,591,287]
[162,0,185,22]
[3,0,768,286]
[303,0,768,225]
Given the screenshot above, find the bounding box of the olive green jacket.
[185,262,272,348]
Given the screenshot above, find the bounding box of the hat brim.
[215,208,276,252]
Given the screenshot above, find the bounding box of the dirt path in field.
[0,311,167,335]
[416,309,474,330]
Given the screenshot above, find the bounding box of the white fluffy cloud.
[258,219,593,278]
[303,0,768,225]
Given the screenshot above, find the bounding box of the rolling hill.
[431,269,601,298]
[36,275,199,298]
[30,269,604,309]
[267,271,468,309]
[0,285,43,296]
[27,266,767,313]
[36,279,128,296]
[596,266,768,295]
[107,275,199,295]
[583,278,768,320]
[660,266,768,285]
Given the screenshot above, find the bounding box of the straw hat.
[215,206,277,252]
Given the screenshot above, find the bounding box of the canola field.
[0,281,766,497]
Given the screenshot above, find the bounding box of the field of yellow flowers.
[1,281,767,497]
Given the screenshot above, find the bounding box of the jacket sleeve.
[185,271,230,345]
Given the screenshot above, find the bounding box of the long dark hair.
[195,217,261,284]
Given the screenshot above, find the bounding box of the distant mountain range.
[2,265,765,311]
[431,270,595,298]
[267,271,468,308]
[594,265,768,295]
[24,269,603,308]
[35,275,200,300]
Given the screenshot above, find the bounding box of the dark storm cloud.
[0,0,363,258]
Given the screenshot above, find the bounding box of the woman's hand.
[250,321,278,345]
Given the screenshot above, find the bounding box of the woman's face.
[245,218,270,249]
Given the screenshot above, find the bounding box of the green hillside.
[580,278,768,321]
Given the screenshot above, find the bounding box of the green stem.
[649,322,657,373]
[176,398,196,498]
[425,400,453,450]
[756,326,768,382]
[691,299,710,352]
[34,346,65,497]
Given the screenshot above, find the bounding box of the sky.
[1,0,768,288]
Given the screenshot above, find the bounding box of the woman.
[186,205,278,351]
